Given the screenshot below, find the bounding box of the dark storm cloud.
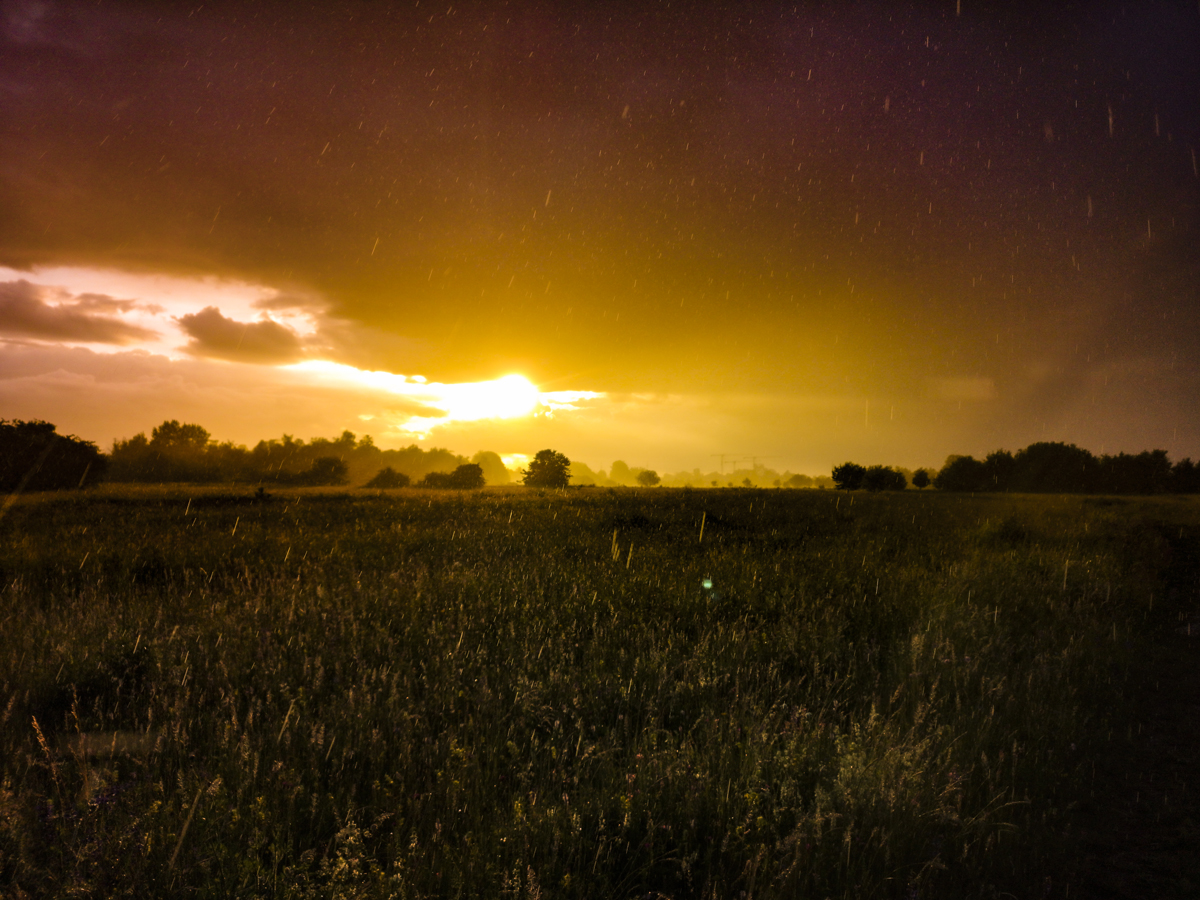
[176,306,304,364]
[0,279,157,343]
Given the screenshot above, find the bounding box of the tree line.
[0,419,509,491]
[104,420,510,488]
[6,419,1198,496]
[834,441,1200,494]
[0,418,569,493]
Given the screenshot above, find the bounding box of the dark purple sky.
[1,1,1197,472]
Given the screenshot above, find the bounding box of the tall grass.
[0,487,1192,897]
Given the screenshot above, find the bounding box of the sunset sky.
[1,1,1197,476]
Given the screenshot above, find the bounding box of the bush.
[418,464,485,489]
[934,456,987,492]
[365,467,411,489]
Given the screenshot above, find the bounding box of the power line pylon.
[711,454,739,474]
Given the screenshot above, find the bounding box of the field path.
[1069,525,1200,898]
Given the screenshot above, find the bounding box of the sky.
[1,0,1197,477]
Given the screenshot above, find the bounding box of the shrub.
[418,464,485,489]
[365,467,411,489]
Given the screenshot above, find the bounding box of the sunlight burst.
[283,360,601,435]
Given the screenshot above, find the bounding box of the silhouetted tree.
[365,467,410,489]
[1095,450,1172,494]
[1010,442,1095,492]
[785,474,814,489]
[107,432,152,481]
[911,469,931,490]
[636,469,661,487]
[982,450,1016,491]
[934,456,986,492]
[150,420,210,452]
[863,465,907,491]
[110,420,221,482]
[832,462,866,491]
[1171,458,1200,494]
[0,420,106,491]
[523,450,571,488]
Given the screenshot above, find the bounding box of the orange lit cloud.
[177,306,305,364]
[0,279,158,344]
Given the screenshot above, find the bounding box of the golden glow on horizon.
[501,453,531,471]
[284,360,603,436]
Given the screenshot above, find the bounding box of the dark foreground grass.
[0,486,1195,898]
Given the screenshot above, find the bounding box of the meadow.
[1,485,1197,898]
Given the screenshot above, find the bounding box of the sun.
[437,373,540,422]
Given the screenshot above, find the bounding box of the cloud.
[176,306,305,364]
[73,292,153,314]
[0,278,158,344]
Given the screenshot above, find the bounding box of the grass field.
[1,486,1197,898]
